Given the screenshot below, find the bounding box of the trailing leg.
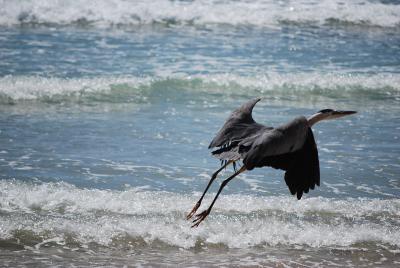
[191,166,246,227]
[186,160,234,220]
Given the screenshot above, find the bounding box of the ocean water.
[0,0,400,267]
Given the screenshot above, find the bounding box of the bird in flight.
[187,98,356,227]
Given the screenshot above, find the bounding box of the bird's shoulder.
[242,116,310,168]
[275,116,308,132]
[251,116,308,144]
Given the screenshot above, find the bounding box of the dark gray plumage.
[210,101,319,200]
[209,98,271,163]
[208,98,271,149]
[187,98,356,227]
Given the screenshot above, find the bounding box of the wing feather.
[243,127,320,199]
[209,98,268,149]
[243,116,309,170]
[282,128,320,199]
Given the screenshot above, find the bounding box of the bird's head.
[308,109,357,126]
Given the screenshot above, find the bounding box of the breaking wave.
[0,0,399,29]
[0,73,399,105]
[0,180,399,250]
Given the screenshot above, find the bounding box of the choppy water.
[0,0,400,267]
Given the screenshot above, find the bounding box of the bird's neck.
[307,113,326,127]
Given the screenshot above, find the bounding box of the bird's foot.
[191,209,210,228]
[186,202,201,220]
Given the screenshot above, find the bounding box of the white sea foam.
[0,0,399,28]
[0,75,151,101]
[0,180,399,249]
[0,73,399,103]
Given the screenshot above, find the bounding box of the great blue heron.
[187,98,356,227]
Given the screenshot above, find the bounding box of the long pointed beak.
[331,110,357,119]
[333,110,357,116]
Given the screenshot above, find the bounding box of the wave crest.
[0,180,399,250]
[0,73,399,105]
[0,0,399,28]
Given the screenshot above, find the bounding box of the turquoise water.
[0,0,400,267]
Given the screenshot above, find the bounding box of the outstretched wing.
[242,116,309,169]
[243,118,320,199]
[208,98,269,149]
[283,128,320,199]
[211,129,268,161]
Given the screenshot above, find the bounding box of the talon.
[186,202,201,220]
[191,209,210,228]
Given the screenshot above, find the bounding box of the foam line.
[0,73,399,103]
[0,0,399,28]
[0,180,399,249]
